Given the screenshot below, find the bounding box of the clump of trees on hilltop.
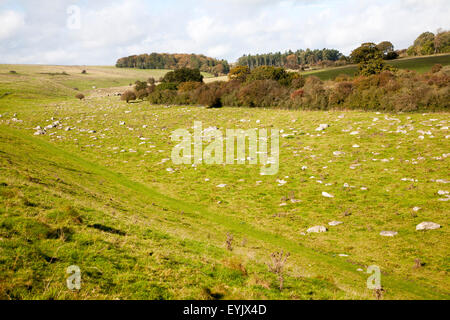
[407,30,450,56]
[350,42,397,76]
[116,53,230,75]
[237,48,345,70]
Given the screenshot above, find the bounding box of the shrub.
[194,82,223,108]
[358,58,395,76]
[146,84,156,95]
[75,93,85,100]
[148,89,177,105]
[148,77,156,85]
[228,66,250,82]
[290,89,304,100]
[385,51,399,60]
[136,89,149,100]
[238,80,285,108]
[247,66,289,84]
[121,90,137,103]
[178,81,203,93]
[156,82,178,91]
[161,68,203,84]
[290,75,306,89]
[329,81,353,105]
[9,70,17,74]
[81,70,87,74]
[135,80,148,92]
[431,64,443,73]
[299,76,328,110]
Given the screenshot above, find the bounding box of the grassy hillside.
[302,54,450,80]
[0,66,449,300]
[0,65,214,101]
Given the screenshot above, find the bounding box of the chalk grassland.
[301,53,450,80]
[0,65,215,101]
[0,66,449,300]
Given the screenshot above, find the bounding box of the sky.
[0,0,449,65]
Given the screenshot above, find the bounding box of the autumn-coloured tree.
[350,43,383,64]
[228,66,250,82]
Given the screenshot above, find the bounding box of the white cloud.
[0,0,449,64]
[0,10,25,40]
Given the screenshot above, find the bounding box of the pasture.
[0,65,448,300]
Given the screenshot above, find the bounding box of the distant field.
[301,54,450,80]
[0,65,215,101]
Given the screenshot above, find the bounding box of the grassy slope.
[0,65,449,300]
[0,65,214,100]
[301,54,450,80]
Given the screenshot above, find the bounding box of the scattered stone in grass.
[380,231,398,237]
[307,226,327,233]
[416,222,441,231]
[34,129,46,135]
[412,207,421,212]
[217,184,227,188]
[315,124,329,131]
[329,221,343,226]
[322,192,334,198]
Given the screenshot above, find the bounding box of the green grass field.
[0,65,448,300]
[302,54,450,80]
[0,65,215,101]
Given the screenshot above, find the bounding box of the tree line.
[407,30,450,56]
[116,53,230,75]
[237,48,344,70]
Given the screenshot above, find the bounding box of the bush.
[148,77,156,85]
[9,70,17,74]
[135,80,148,92]
[298,76,328,110]
[358,58,395,76]
[431,64,443,73]
[238,80,285,108]
[290,75,306,89]
[156,82,178,91]
[329,81,353,105]
[246,66,290,85]
[148,90,177,105]
[81,70,87,74]
[136,89,149,100]
[385,51,399,60]
[161,68,203,84]
[75,93,85,100]
[228,66,250,82]
[194,82,224,108]
[178,81,203,93]
[121,90,137,103]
